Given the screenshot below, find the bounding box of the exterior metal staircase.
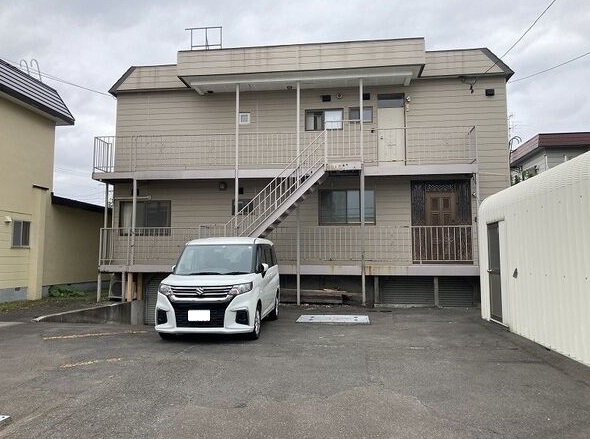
[225,131,328,237]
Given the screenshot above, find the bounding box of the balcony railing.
[99,225,474,267]
[93,125,476,174]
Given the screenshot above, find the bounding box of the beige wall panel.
[404,76,510,199]
[423,50,506,77]
[43,203,104,286]
[177,39,426,77]
[116,65,187,92]
[0,99,55,214]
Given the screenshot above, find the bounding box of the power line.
[509,50,590,83]
[3,57,113,98]
[492,0,558,68]
[473,0,559,87]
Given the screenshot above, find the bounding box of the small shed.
[478,151,590,367]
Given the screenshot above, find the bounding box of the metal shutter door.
[144,274,168,325]
[438,276,476,307]
[380,276,434,306]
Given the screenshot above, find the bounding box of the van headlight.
[158,283,173,296]
[229,282,253,296]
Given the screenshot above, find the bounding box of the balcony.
[93,125,477,177]
[98,225,475,271]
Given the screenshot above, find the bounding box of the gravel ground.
[0,293,109,322]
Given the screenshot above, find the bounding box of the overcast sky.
[1,0,589,206]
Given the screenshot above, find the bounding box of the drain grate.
[296,314,370,324]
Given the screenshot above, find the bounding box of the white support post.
[359,78,366,306]
[234,84,240,230]
[130,178,137,299]
[296,81,301,306]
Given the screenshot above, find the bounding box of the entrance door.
[377,94,405,163]
[423,192,456,260]
[487,222,503,322]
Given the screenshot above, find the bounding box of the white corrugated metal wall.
[478,151,590,367]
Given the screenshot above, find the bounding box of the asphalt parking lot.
[1,305,589,439]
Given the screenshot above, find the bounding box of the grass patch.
[48,285,86,298]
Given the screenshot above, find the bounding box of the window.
[305,109,343,131]
[239,112,250,125]
[377,93,405,108]
[349,106,373,123]
[319,190,375,224]
[12,220,31,247]
[232,199,254,215]
[119,201,171,235]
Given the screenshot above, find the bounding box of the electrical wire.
[509,50,590,83]
[470,0,559,89]
[2,56,113,98]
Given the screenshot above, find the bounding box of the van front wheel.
[248,306,261,340]
[268,293,279,321]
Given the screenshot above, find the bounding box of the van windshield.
[174,244,255,275]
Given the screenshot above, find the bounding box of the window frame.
[319,189,376,225]
[119,200,171,235]
[305,108,344,131]
[11,220,31,248]
[349,106,373,123]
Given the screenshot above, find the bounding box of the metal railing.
[411,225,474,263]
[93,125,476,174]
[99,224,474,266]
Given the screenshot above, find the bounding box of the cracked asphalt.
[0,305,589,438]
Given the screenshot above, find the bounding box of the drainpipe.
[359,78,366,306]
[234,84,240,231]
[296,81,301,306]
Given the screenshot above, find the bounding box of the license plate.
[188,309,210,322]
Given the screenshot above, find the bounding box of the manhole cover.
[296,315,370,324]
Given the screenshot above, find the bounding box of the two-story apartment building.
[92,37,513,323]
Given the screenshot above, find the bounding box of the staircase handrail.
[225,130,328,236]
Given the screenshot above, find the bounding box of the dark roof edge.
[109,66,136,96]
[0,59,75,125]
[51,193,107,213]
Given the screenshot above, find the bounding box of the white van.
[155,237,280,340]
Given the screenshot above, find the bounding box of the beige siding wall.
[403,76,510,199]
[116,65,187,92]
[0,99,54,212]
[177,39,425,77]
[43,203,104,286]
[0,98,55,293]
[0,210,31,289]
[422,50,506,77]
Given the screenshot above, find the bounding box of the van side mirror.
[171,265,176,273]
[258,263,269,276]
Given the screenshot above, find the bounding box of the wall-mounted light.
[219,181,227,191]
[4,216,12,224]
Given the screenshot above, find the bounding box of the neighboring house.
[510,132,590,184]
[0,58,104,302]
[92,37,513,322]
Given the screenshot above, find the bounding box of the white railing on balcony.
[93,125,476,174]
[99,225,474,267]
